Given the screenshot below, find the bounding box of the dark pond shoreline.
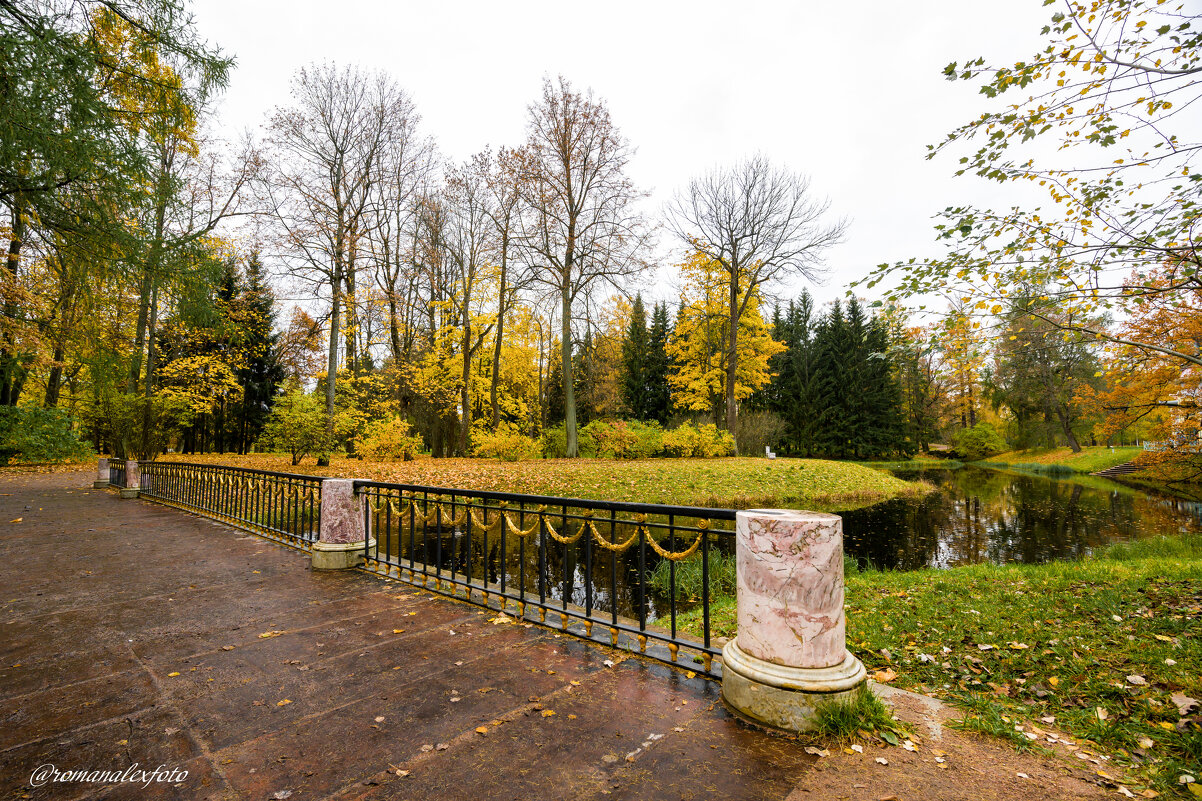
[838,464,1201,571]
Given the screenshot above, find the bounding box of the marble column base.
[119,487,140,499]
[311,539,374,570]
[722,639,867,732]
[93,480,109,489]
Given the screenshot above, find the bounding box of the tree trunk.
[44,345,65,407]
[459,319,472,456]
[490,255,508,428]
[561,288,577,457]
[1057,408,1082,452]
[725,278,739,448]
[320,277,341,467]
[538,326,546,432]
[0,205,24,405]
[388,295,402,363]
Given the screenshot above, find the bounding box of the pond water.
[839,465,1201,571]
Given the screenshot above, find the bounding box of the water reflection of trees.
[840,468,1198,570]
[384,517,737,624]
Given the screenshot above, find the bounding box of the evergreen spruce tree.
[620,294,649,418]
[757,292,912,460]
[644,303,672,424]
[862,316,909,457]
[232,254,285,454]
[844,298,871,459]
[812,301,852,458]
[776,292,822,456]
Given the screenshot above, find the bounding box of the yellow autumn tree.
[940,299,987,433]
[667,252,784,424]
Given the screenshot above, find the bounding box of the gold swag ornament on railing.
[365,494,707,561]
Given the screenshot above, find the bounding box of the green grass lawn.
[680,536,1202,797]
[982,446,1144,474]
[158,453,929,510]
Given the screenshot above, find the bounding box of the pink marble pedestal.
[119,460,140,499]
[311,479,374,570]
[94,458,109,489]
[721,509,867,732]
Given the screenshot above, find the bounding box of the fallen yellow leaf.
[9,518,22,523]
[167,672,180,677]
[541,709,556,717]
[277,699,291,707]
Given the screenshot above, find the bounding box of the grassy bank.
[680,536,1202,796]
[155,453,929,510]
[982,446,1144,474]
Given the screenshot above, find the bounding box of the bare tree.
[667,155,845,443]
[441,155,497,455]
[261,64,413,462]
[518,76,650,457]
[485,147,526,429]
[365,105,436,365]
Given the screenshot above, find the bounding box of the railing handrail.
[141,460,327,483]
[352,479,738,520]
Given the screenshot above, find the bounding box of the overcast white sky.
[192,0,1053,309]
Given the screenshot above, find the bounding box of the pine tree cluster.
[620,295,672,423]
[753,292,911,459]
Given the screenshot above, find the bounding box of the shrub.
[541,420,733,459]
[540,424,567,458]
[951,422,1007,461]
[0,406,93,465]
[473,427,539,461]
[735,409,787,456]
[662,422,735,458]
[359,416,424,461]
[579,419,663,459]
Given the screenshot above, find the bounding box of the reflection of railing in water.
[139,462,322,549]
[355,480,736,677]
[108,461,126,488]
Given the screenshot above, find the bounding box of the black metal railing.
[139,462,323,548]
[108,461,126,489]
[354,481,736,677]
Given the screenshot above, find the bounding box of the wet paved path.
[0,471,815,801]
